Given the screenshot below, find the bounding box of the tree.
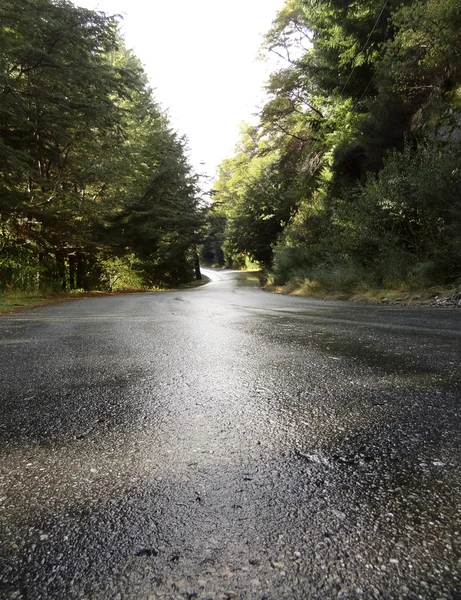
[0,0,203,290]
[108,127,204,285]
[212,124,301,267]
[212,0,461,289]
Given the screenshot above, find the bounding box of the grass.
[347,284,460,304]
[236,271,263,287]
[265,278,460,305]
[3,273,455,314]
[0,276,211,316]
[0,290,113,315]
[171,275,210,290]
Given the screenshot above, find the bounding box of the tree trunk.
[55,250,66,290]
[76,251,87,290]
[194,253,201,280]
[68,252,76,289]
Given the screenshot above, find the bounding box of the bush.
[355,141,461,284]
[97,255,144,291]
[271,247,315,285]
[328,141,461,287]
[0,238,56,292]
[269,141,461,292]
[311,261,368,293]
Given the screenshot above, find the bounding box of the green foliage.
[271,246,315,285]
[200,206,226,266]
[109,129,204,286]
[348,142,461,284]
[0,0,202,291]
[212,123,310,268]
[272,141,461,291]
[212,0,461,292]
[96,255,144,291]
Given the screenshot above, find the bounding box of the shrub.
[355,141,461,284]
[271,247,315,286]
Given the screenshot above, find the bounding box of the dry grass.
[0,277,210,316]
[265,279,459,305]
[0,291,119,315]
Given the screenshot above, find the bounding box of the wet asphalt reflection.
[1,269,460,599]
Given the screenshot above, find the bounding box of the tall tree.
[0,0,203,290]
[212,0,461,289]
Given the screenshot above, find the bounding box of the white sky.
[75,0,284,182]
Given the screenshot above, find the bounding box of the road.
[1,269,460,599]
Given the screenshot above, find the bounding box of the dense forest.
[2,0,460,297]
[0,0,203,292]
[206,0,461,294]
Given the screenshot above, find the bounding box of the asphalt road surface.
[1,270,461,600]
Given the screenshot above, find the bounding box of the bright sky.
[75,0,284,181]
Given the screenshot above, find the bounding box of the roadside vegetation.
[0,290,117,314]
[2,0,460,308]
[204,0,461,301]
[0,0,204,300]
[0,276,211,316]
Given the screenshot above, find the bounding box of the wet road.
[1,269,461,599]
